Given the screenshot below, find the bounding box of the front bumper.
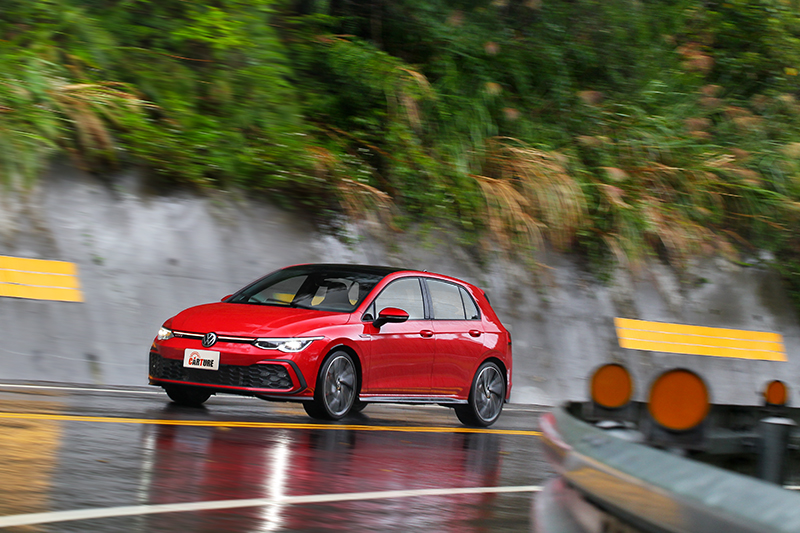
[148,351,307,395]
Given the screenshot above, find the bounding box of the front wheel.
[455,361,506,427]
[305,351,358,420]
[164,385,212,407]
[350,400,368,414]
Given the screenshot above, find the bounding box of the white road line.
[0,485,543,528]
[0,383,161,395]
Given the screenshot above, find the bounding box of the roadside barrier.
[0,255,83,302]
[536,318,798,532]
[537,405,800,533]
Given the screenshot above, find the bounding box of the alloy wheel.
[474,364,504,422]
[322,353,356,418]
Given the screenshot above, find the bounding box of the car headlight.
[157,327,174,341]
[254,337,323,352]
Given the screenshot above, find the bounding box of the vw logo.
[202,332,218,348]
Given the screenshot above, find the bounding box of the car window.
[248,275,307,305]
[229,266,388,313]
[427,279,466,320]
[372,277,425,320]
[460,287,481,320]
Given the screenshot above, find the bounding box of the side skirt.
[358,395,468,405]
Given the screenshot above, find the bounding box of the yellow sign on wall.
[0,256,83,302]
[615,317,786,362]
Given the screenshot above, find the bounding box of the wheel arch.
[481,356,509,398]
[323,343,363,394]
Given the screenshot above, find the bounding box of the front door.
[360,277,434,397]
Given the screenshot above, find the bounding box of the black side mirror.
[373,307,410,329]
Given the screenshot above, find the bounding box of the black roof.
[282,264,405,276]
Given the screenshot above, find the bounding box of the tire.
[455,361,506,427]
[302,400,327,419]
[350,400,368,414]
[164,385,212,407]
[305,351,358,420]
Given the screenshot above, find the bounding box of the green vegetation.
[3,0,800,288]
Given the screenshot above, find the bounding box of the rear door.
[360,277,434,396]
[426,278,486,397]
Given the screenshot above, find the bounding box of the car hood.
[169,302,350,337]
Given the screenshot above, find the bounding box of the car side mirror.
[221,294,233,302]
[373,307,409,329]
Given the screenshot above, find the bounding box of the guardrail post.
[757,417,796,485]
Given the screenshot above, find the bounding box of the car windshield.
[228,265,396,313]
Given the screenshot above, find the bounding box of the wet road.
[0,383,552,532]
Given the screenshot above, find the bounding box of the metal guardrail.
[537,405,800,533]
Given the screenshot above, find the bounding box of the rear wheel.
[164,385,211,407]
[455,361,505,427]
[305,351,358,420]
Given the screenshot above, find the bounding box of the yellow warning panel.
[0,255,83,302]
[615,318,786,362]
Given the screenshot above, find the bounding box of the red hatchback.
[149,264,512,426]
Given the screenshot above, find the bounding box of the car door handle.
[420,330,434,338]
[469,330,482,338]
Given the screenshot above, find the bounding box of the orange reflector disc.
[590,364,633,409]
[648,369,709,431]
[764,380,788,406]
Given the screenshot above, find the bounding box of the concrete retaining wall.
[1,163,798,406]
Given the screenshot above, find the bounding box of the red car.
[149,264,512,426]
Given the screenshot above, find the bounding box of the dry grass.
[473,173,545,250]
[336,178,396,227]
[50,81,148,159]
[396,67,434,131]
[590,130,749,268]
[308,145,396,227]
[473,137,586,252]
[641,194,716,264]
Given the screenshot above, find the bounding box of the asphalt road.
[0,383,553,532]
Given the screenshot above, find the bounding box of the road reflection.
[0,400,62,518]
[144,411,503,532]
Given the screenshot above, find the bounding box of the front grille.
[149,352,293,390]
[173,331,254,344]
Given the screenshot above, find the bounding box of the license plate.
[183,349,220,370]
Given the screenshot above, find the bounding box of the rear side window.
[460,287,480,320]
[428,279,467,320]
[372,277,425,320]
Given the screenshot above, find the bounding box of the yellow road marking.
[615,317,786,361]
[0,255,83,303]
[0,412,541,436]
